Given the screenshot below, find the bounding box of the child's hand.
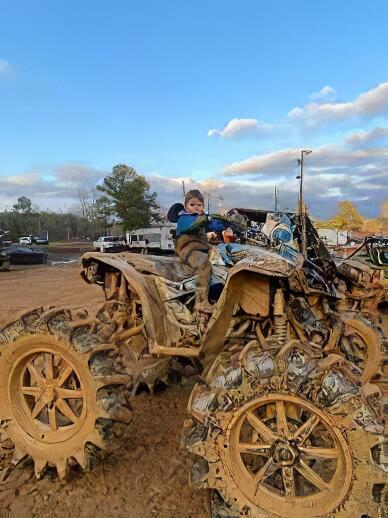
[195,214,207,224]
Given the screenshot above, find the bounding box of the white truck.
[19,232,49,245]
[19,236,35,245]
[126,225,175,254]
[93,236,126,253]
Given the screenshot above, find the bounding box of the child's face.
[185,197,204,214]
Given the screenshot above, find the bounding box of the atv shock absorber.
[272,288,288,347]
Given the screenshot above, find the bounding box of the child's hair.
[184,189,204,206]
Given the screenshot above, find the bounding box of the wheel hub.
[272,442,297,466]
[42,385,57,405]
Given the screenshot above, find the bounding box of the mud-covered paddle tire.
[184,346,387,518]
[0,306,131,479]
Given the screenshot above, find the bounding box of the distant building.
[317,228,348,246]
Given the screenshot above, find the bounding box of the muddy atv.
[1,209,387,517]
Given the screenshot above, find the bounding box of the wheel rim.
[10,345,87,443]
[224,394,352,517]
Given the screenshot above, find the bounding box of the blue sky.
[1,0,387,217]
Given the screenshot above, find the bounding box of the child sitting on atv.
[173,189,224,313]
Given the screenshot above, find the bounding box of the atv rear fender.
[82,252,177,351]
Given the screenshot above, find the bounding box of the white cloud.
[218,131,388,218]
[0,173,40,187]
[54,164,104,186]
[288,82,388,123]
[208,118,272,138]
[224,148,299,176]
[345,126,388,144]
[0,58,13,78]
[309,85,336,102]
[207,83,388,141]
[223,141,388,177]
[0,165,107,208]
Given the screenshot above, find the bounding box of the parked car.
[35,236,49,245]
[6,245,48,265]
[93,236,126,253]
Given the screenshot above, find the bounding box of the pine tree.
[96,164,161,231]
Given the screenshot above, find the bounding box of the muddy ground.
[0,261,209,518]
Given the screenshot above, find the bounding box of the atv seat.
[106,251,195,282]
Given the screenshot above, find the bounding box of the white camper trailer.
[126,225,175,254]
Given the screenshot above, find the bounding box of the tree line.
[0,164,161,242]
[0,199,106,242]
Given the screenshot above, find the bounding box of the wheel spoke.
[48,406,57,431]
[275,400,290,438]
[299,446,339,459]
[56,398,79,424]
[31,398,47,419]
[27,361,45,386]
[238,443,272,455]
[246,411,278,443]
[56,388,83,399]
[45,354,54,382]
[296,459,331,492]
[287,403,301,422]
[282,466,295,496]
[291,414,320,445]
[56,365,74,387]
[253,457,274,491]
[21,386,41,397]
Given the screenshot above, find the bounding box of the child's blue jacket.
[176,212,225,237]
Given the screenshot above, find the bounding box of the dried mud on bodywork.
[1,210,387,518]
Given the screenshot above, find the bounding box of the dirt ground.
[0,262,209,518]
[0,262,103,327]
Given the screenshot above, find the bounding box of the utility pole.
[181,180,186,197]
[296,149,312,256]
[274,186,278,213]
